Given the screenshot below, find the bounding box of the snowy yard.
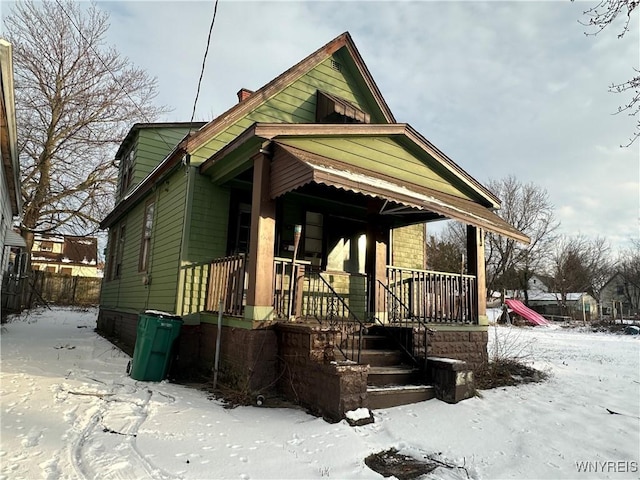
[1,307,638,480]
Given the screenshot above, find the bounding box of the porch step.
[367,385,436,410]
[361,334,393,350]
[359,349,404,367]
[368,366,419,387]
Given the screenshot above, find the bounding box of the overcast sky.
[3,1,639,253]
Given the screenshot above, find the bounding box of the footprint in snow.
[20,427,43,447]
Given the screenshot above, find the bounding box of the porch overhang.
[270,143,530,244]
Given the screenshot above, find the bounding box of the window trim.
[118,144,136,197]
[139,198,155,272]
[107,223,126,281]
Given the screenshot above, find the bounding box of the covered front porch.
[172,123,527,418]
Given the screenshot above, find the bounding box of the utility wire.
[54,0,177,152]
[189,0,220,127]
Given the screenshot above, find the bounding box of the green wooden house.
[98,32,528,419]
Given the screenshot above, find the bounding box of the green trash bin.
[130,310,182,381]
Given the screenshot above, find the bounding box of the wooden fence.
[1,270,102,314]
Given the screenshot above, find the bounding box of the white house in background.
[0,40,25,282]
[527,274,553,293]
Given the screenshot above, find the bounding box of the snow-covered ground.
[1,307,638,480]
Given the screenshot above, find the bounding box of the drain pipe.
[213,299,223,389]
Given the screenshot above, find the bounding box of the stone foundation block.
[427,356,475,404]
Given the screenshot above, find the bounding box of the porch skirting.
[427,328,488,370]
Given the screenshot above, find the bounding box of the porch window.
[304,211,323,265]
[139,200,155,272]
[234,203,251,254]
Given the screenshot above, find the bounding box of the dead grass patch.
[474,358,549,390]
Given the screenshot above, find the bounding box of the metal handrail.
[376,279,433,368]
[304,271,366,364]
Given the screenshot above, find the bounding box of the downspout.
[175,163,195,316]
[144,186,161,310]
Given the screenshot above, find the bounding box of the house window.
[139,200,155,272]
[46,266,56,273]
[61,267,72,276]
[304,211,323,265]
[616,285,625,295]
[118,146,136,196]
[107,223,126,281]
[40,241,53,252]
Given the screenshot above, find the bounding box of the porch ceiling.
[270,143,530,244]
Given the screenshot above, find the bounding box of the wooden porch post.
[366,207,389,322]
[245,153,276,322]
[467,225,487,325]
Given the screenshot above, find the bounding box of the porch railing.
[273,257,311,319]
[206,254,246,316]
[180,261,211,316]
[301,271,366,363]
[386,266,477,324]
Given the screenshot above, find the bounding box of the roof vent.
[330,60,342,72]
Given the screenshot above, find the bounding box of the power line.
[53,0,177,152]
[189,0,220,126]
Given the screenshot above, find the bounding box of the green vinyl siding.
[100,199,147,311]
[100,168,187,314]
[186,173,230,263]
[190,49,387,166]
[144,170,187,312]
[276,136,473,199]
[134,127,194,185]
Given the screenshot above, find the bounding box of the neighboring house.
[601,272,639,318]
[527,274,552,294]
[98,32,528,419]
[30,235,100,278]
[0,39,26,315]
[527,291,598,321]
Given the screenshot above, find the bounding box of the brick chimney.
[237,88,254,103]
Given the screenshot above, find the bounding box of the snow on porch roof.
[270,143,530,244]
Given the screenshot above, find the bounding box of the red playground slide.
[504,299,550,326]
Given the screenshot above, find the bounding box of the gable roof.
[100,31,518,243]
[101,32,393,228]
[115,122,207,159]
[186,32,394,154]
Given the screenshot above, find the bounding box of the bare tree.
[425,234,464,273]
[440,176,558,303]
[3,0,168,251]
[618,239,640,313]
[576,0,639,146]
[550,234,614,303]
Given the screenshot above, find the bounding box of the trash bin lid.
[143,309,182,321]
